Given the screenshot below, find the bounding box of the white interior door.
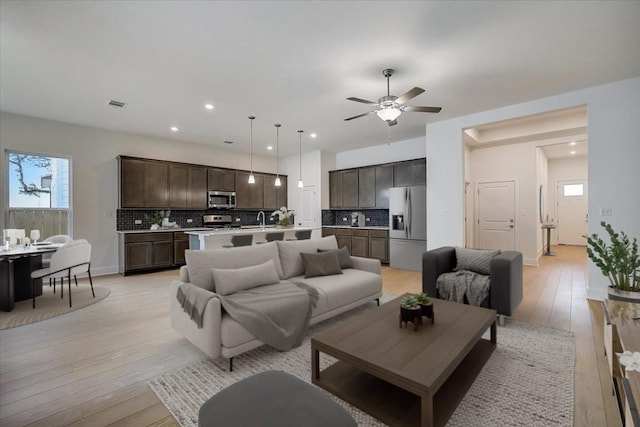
[301,185,317,227]
[556,180,588,245]
[465,182,474,248]
[476,180,516,250]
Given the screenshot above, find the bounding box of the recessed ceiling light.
[570,150,576,155]
[310,133,317,138]
[267,145,273,150]
[170,126,179,132]
[205,104,214,110]
[569,142,576,146]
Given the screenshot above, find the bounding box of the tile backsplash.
[116,208,293,231]
[321,209,389,227]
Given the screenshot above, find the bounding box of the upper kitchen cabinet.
[235,172,264,209]
[264,174,288,210]
[187,166,207,208]
[375,164,393,208]
[329,171,343,208]
[207,167,235,192]
[119,157,168,208]
[393,158,426,187]
[166,164,208,209]
[358,167,376,208]
[342,170,359,208]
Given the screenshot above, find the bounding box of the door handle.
[510,219,514,223]
[509,225,514,229]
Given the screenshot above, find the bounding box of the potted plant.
[399,294,422,330]
[271,206,295,228]
[144,211,163,230]
[585,221,640,302]
[417,292,434,322]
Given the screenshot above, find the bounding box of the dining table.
[0,243,62,311]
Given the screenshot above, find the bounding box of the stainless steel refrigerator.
[389,186,426,271]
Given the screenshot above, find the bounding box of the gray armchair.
[422,246,523,317]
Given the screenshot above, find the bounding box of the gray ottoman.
[198,370,357,427]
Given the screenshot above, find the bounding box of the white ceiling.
[1,1,639,157]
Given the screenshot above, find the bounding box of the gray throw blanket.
[216,281,318,352]
[436,270,491,307]
[176,283,215,328]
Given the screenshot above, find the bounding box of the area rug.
[149,304,574,426]
[0,284,110,330]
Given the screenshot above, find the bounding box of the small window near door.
[563,183,584,197]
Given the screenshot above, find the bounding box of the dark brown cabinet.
[235,172,265,209]
[351,229,369,258]
[173,231,190,265]
[208,167,235,192]
[358,167,376,208]
[329,171,343,208]
[369,229,389,263]
[375,165,393,208]
[263,174,288,210]
[169,165,207,209]
[120,157,169,208]
[413,158,426,185]
[394,159,426,187]
[120,232,174,275]
[342,170,359,208]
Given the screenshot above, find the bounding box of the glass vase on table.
[30,230,40,245]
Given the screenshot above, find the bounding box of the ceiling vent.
[223,140,234,144]
[108,100,126,108]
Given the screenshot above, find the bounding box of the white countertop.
[185,225,319,237]
[322,225,389,230]
[117,227,210,234]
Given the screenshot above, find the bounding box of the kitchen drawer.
[369,229,388,238]
[173,231,189,241]
[124,232,173,243]
[352,229,369,237]
[322,228,336,237]
[332,228,353,236]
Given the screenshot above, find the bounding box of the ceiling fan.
[344,69,441,126]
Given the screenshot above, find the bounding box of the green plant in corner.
[584,221,640,292]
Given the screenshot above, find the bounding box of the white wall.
[426,76,640,300]
[0,112,276,275]
[547,156,588,244]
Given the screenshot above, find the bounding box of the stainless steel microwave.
[207,191,236,209]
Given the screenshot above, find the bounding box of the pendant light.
[274,124,282,187]
[248,116,256,184]
[297,130,304,188]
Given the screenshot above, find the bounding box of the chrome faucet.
[257,211,265,229]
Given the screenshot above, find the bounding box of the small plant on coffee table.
[400,294,422,331]
[417,292,434,323]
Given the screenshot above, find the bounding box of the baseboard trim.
[524,257,539,267]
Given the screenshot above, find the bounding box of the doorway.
[556,179,588,245]
[300,185,317,227]
[476,180,516,251]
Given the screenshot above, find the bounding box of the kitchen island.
[185,226,320,250]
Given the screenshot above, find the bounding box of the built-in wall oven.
[207,191,236,209]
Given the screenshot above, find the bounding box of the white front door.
[301,185,317,227]
[556,180,588,246]
[477,180,516,251]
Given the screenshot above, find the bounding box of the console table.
[603,300,640,426]
[541,223,556,256]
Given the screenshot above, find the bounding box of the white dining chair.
[31,240,94,308]
[41,235,74,290]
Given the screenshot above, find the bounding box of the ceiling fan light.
[275,176,281,187]
[376,107,401,122]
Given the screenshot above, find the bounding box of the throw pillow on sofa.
[300,251,343,279]
[211,260,280,296]
[317,247,353,269]
[276,236,339,279]
[453,247,501,275]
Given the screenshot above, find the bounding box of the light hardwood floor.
[0,245,621,426]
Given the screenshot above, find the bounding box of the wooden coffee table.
[311,296,497,427]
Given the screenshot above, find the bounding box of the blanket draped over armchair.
[178,281,318,351]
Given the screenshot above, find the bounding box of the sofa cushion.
[300,251,343,278]
[293,268,382,313]
[318,247,353,269]
[211,260,280,296]
[185,242,284,291]
[454,247,500,275]
[276,236,339,279]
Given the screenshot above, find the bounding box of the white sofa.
[170,235,383,367]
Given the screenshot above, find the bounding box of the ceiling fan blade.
[396,87,425,104]
[346,97,377,105]
[403,105,442,113]
[344,111,375,121]
[387,120,398,127]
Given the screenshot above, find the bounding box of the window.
[6,151,72,238]
[563,184,584,197]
